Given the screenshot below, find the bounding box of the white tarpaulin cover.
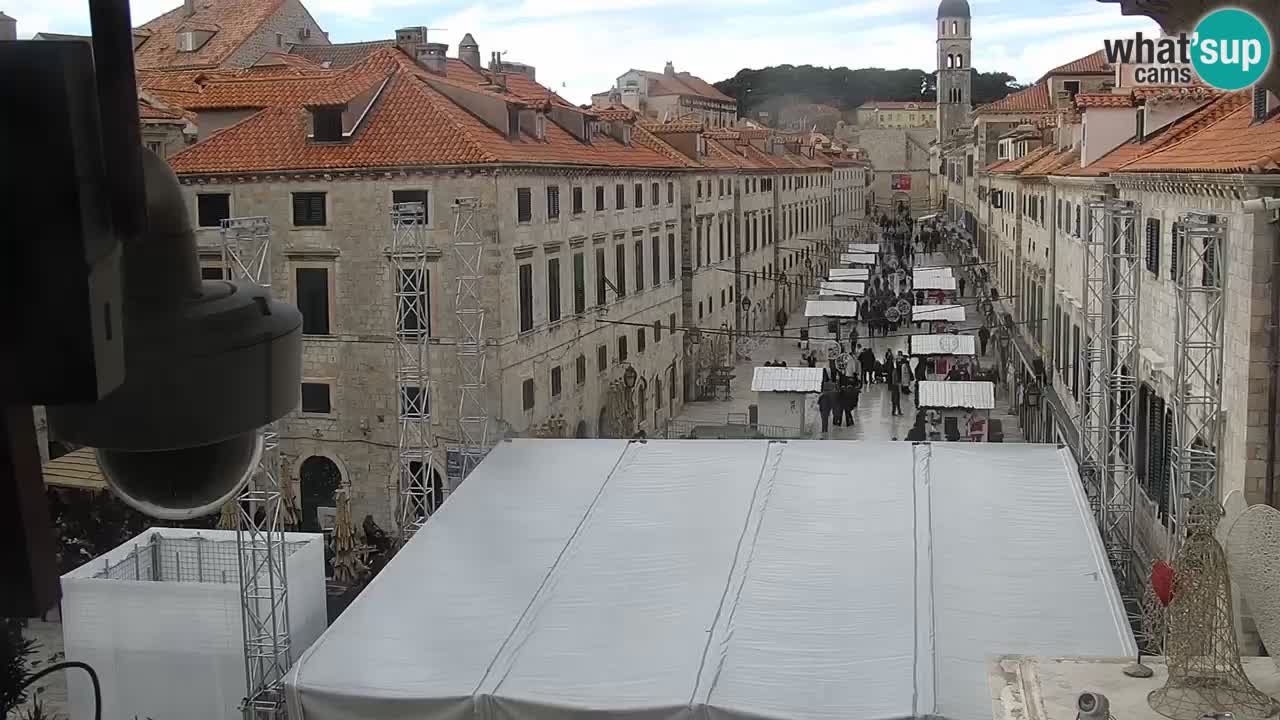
[828,268,870,281]
[912,304,966,322]
[752,366,825,392]
[846,243,879,254]
[285,440,1135,720]
[913,265,954,277]
[910,334,977,356]
[913,275,957,291]
[917,381,996,409]
[818,280,865,296]
[804,299,860,317]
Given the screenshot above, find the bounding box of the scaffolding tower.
[390,201,439,541]
[452,198,490,483]
[1081,198,1140,595]
[1170,212,1227,534]
[220,217,292,720]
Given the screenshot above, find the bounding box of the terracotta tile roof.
[1075,93,1134,108]
[1039,50,1110,81]
[289,41,394,69]
[639,119,705,133]
[132,0,300,70]
[636,70,734,103]
[1131,85,1221,103]
[1119,92,1280,173]
[595,106,638,121]
[992,144,1056,174]
[167,48,698,174]
[976,82,1051,113]
[1056,143,1148,176]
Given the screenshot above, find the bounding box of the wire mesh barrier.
[662,418,804,440]
[93,534,307,585]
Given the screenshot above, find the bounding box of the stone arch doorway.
[407,461,445,520]
[598,405,612,439]
[299,455,342,532]
[574,420,590,438]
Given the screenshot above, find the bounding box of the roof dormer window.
[176,28,215,52]
[311,107,344,142]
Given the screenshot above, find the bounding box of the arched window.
[299,455,342,532]
[951,20,957,34]
[946,54,953,68]
[638,377,648,426]
[956,53,963,68]
[940,20,945,35]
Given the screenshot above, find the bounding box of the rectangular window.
[291,191,326,227]
[576,355,586,385]
[517,188,532,223]
[653,320,662,341]
[201,265,225,280]
[400,385,429,418]
[597,344,608,373]
[615,244,627,297]
[651,236,661,288]
[697,180,703,199]
[696,225,703,267]
[522,378,535,411]
[634,241,644,291]
[546,186,560,220]
[518,262,534,332]
[197,193,231,228]
[396,268,430,337]
[551,366,562,397]
[618,335,628,362]
[1145,218,1161,275]
[669,313,676,333]
[634,183,644,208]
[300,382,331,414]
[1171,221,1183,281]
[667,233,676,281]
[572,186,583,215]
[1071,325,1081,399]
[651,182,659,206]
[392,189,429,223]
[667,181,674,204]
[573,252,586,314]
[1075,205,1081,236]
[595,186,605,211]
[637,327,646,353]
[547,257,561,323]
[1202,229,1218,288]
[295,267,330,335]
[616,184,626,209]
[596,248,607,305]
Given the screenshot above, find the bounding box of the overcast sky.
[14,0,1158,104]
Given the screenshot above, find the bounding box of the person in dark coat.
[905,410,928,441]
[859,346,877,384]
[839,380,859,426]
[889,377,903,416]
[978,325,991,355]
[817,383,837,433]
[958,275,967,297]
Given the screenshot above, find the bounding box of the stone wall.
[225,0,329,68]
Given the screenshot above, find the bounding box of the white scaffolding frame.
[1079,200,1109,517]
[1170,212,1227,539]
[221,217,292,720]
[452,198,490,483]
[391,202,439,541]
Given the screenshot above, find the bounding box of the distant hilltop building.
[854,100,937,129]
[591,61,737,128]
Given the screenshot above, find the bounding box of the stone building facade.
[591,63,738,128]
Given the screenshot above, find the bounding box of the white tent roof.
[846,243,879,254]
[828,268,870,281]
[917,380,996,409]
[912,304,966,322]
[840,252,877,265]
[914,275,957,291]
[910,334,977,356]
[819,280,865,296]
[752,366,825,392]
[284,440,1134,720]
[913,265,954,277]
[804,299,860,317]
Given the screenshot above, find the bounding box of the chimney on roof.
[0,12,15,41]
[489,52,507,91]
[459,33,481,71]
[183,0,195,17]
[395,26,425,57]
[664,61,675,77]
[416,42,449,75]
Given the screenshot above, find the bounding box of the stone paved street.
[672,251,1025,442]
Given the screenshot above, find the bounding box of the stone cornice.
[1110,172,1280,200]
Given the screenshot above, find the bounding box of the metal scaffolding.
[1170,212,1227,535]
[390,202,439,541]
[221,216,292,720]
[1081,198,1140,595]
[452,198,490,483]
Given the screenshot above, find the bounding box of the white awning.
[917,380,996,409]
[283,440,1135,720]
[828,268,870,281]
[910,334,977,356]
[841,252,877,265]
[819,280,865,297]
[913,266,954,278]
[911,304,966,322]
[805,299,860,317]
[846,243,879,254]
[751,366,825,392]
[913,275,957,291]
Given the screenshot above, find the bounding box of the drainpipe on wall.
[1243,193,1280,506]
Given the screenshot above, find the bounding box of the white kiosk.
[751,366,825,433]
[916,380,996,442]
[911,303,966,332]
[804,299,860,351]
[909,334,977,380]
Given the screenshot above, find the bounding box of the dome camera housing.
[46,148,302,520]
[1076,691,1110,720]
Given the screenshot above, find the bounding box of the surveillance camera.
[46,148,302,520]
[1076,691,1110,720]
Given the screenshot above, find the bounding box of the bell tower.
[936,0,973,144]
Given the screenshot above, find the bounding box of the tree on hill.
[713,64,1022,121]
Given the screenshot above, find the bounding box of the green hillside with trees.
[714,65,1022,122]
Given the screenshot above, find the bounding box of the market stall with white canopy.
[910,334,978,381]
[828,268,870,281]
[911,304,965,331]
[818,280,865,297]
[841,252,877,265]
[846,243,879,254]
[916,380,998,441]
[804,299,860,349]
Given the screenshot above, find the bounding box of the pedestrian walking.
[978,325,991,356]
[859,346,877,385]
[818,383,837,433]
[889,378,903,416]
[840,380,858,427]
[958,276,967,297]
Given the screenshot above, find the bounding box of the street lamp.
[1024,381,1042,408]
[623,364,638,390]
